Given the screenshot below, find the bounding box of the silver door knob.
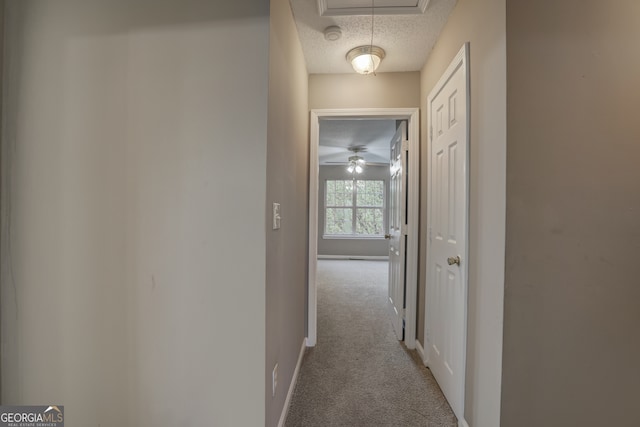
[384,234,391,239]
[447,256,461,266]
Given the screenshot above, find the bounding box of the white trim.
[425,42,470,423]
[277,338,307,427]
[317,255,389,261]
[322,235,386,240]
[415,339,427,366]
[404,107,420,350]
[308,113,319,347]
[308,108,419,350]
[458,419,470,427]
[318,0,430,16]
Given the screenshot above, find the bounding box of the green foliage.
[325,179,384,236]
[356,208,384,235]
[326,208,352,234]
[356,180,384,207]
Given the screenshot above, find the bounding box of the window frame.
[323,178,386,239]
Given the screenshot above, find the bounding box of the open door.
[387,121,408,340]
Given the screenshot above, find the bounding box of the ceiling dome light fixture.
[347,0,383,75]
[346,45,386,75]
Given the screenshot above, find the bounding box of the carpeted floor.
[285,260,457,427]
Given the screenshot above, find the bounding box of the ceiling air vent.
[317,0,430,16]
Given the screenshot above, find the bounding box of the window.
[325,179,385,237]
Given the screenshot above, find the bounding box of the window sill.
[322,235,386,240]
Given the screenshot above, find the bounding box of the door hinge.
[428,227,432,242]
[401,140,409,152]
[430,126,433,140]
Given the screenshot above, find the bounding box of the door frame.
[307,108,420,349]
[425,42,470,425]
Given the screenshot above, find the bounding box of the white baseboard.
[277,338,307,427]
[459,418,470,427]
[317,255,389,261]
[415,339,427,365]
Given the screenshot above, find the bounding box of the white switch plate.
[272,203,281,230]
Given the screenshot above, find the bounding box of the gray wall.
[0,0,3,398]
[318,165,389,257]
[419,0,507,425]
[1,1,269,425]
[502,1,640,425]
[265,0,309,425]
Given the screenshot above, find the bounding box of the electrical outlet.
[272,363,278,396]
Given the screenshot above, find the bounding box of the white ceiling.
[319,119,397,165]
[290,0,457,74]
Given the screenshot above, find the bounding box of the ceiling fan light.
[355,165,364,174]
[346,46,385,75]
[347,164,355,173]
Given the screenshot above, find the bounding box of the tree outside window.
[325,179,385,237]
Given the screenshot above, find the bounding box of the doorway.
[307,108,419,349]
[316,119,395,262]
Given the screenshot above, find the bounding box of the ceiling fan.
[324,146,387,172]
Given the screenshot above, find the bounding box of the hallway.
[286,260,456,426]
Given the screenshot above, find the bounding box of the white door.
[388,122,407,340]
[426,44,469,421]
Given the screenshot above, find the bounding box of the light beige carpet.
[285,260,457,427]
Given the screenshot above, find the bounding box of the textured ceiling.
[319,119,397,165]
[290,0,457,74]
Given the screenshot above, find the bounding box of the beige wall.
[419,0,506,425]
[265,0,309,425]
[1,1,269,425]
[309,72,420,109]
[502,1,640,425]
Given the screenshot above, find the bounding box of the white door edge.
[425,42,470,421]
[307,108,420,350]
